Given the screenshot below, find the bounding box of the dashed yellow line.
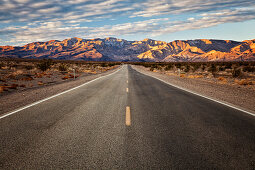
[126,88,129,93]
[126,106,131,126]
[127,80,128,83]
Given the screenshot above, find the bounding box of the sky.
[0,0,255,46]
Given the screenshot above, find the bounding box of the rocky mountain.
[1,37,255,62]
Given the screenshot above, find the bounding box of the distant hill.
[1,37,255,61]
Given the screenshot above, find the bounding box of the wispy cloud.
[130,0,255,17]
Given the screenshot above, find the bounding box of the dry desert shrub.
[19,84,26,88]
[201,64,206,71]
[208,64,217,77]
[243,66,255,72]
[235,79,253,85]
[20,76,33,81]
[68,74,78,78]
[192,64,200,72]
[38,81,44,85]
[217,76,227,84]
[180,74,185,78]
[62,75,69,80]
[24,65,34,70]
[232,67,242,78]
[0,62,4,69]
[5,69,24,80]
[37,59,53,71]
[62,74,79,80]
[0,78,6,82]
[164,64,173,71]
[35,73,43,78]
[58,63,68,72]
[13,69,24,76]
[218,77,227,81]
[184,65,190,73]
[35,72,47,78]
[219,66,226,71]
[6,74,16,79]
[9,84,19,89]
[0,85,7,92]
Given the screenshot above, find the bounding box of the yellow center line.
[126,106,131,126]
[126,88,129,93]
[127,80,128,83]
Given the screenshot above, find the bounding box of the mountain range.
[1,37,255,62]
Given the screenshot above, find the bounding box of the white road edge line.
[135,68,255,117]
[0,66,123,120]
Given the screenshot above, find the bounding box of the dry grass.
[235,79,253,85]
[83,70,97,74]
[187,75,204,79]
[166,72,175,76]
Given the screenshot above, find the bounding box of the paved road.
[1,65,255,169]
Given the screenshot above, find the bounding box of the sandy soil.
[132,65,255,113]
[0,67,120,114]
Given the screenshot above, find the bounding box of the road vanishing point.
[1,65,255,169]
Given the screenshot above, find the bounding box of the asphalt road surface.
[1,65,255,169]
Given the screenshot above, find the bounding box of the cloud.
[30,1,51,8]
[149,8,255,36]
[0,0,255,45]
[130,0,255,17]
[0,0,134,23]
[37,6,61,13]
[0,0,254,23]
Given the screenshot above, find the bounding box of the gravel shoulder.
[0,67,120,115]
[132,65,255,114]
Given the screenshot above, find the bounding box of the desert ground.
[0,58,119,95]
